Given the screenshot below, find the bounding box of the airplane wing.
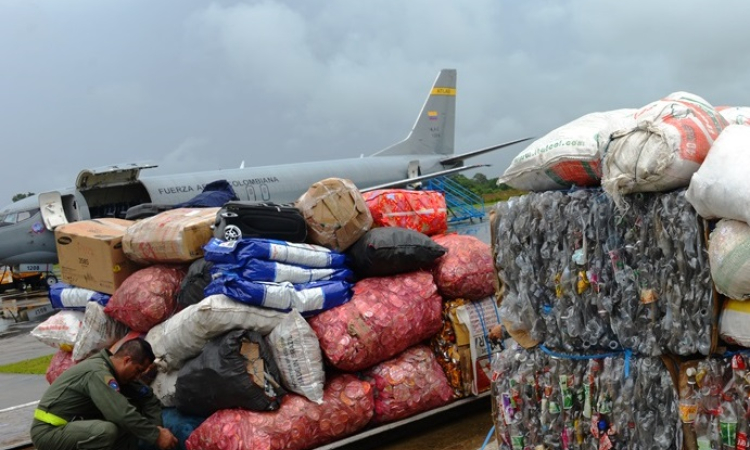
[360,164,490,193]
[438,137,532,166]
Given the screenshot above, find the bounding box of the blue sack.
[204,237,347,268]
[48,282,110,310]
[204,275,352,315]
[212,259,353,284]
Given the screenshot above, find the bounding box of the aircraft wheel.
[223,225,243,241]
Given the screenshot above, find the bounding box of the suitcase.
[213,201,308,243]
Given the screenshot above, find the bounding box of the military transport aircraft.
[0,69,529,265]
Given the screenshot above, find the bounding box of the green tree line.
[449,173,525,203]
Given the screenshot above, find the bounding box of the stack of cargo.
[31,178,501,450]
[491,92,750,449]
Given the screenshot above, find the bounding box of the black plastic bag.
[347,227,447,278]
[175,329,286,416]
[177,258,214,308]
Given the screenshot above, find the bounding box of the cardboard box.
[123,208,220,264]
[295,178,373,252]
[55,219,141,295]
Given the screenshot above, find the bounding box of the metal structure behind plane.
[0,69,529,265]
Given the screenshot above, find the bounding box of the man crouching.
[31,338,177,450]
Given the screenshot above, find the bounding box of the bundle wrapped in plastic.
[31,310,84,351]
[494,189,714,356]
[48,282,110,310]
[491,344,680,450]
[185,374,374,450]
[204,237,347,268]
[104,265,186,332]
[267,309,326,404]
[602,91,727,204]
[204,276,352,316]
[212,258,352,284]
[362,189,448,235]
[430,299,469,398]
[146,295,285,371]
[364,345,453,424]
[73,302,129,361]
[309,271,443,371]
[46,349,76,384]
[432,234,495,300]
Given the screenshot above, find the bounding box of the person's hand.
[156,426,178,450]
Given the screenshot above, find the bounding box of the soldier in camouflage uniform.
[30,338,177,450]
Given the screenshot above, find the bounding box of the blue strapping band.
[538,345,635,379]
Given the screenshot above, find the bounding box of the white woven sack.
[73,302,129,361]
[31,310,84,351]
[717,106,750,125]
[603,92,727,205]
[498,109,636,191]
[708,219,750,300]
[267,309,325,404]
[686,125,750,225]
[151,370,179,407]
[145,294,285,371]
[720,299,750,347]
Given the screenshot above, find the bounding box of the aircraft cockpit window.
[0,208,38,227]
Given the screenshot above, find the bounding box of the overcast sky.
[2,0,750,205]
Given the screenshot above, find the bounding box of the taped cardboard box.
[55,219,141,295]
[123,208,220,264]
[295,178,372,252]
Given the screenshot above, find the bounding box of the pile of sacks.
[491,94,750,449]
[32,178,502,450]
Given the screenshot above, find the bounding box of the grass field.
[0,354,53,375]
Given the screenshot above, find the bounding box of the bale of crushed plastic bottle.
[490,344,680,450]
[308,271,442,372]
[494,189,715,356]
[185,374,374,450]
[363,345,454,424]
[432,234,495,300]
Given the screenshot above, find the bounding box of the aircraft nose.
[0,218,59,265]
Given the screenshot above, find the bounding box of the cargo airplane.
[0,69,529,265]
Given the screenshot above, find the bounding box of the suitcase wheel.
[222,225,243,241]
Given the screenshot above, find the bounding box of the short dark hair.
[114,338,155,365]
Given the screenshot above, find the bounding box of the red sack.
[362,189,448,236]
[308,271,442,372]
[104,265,186,332]
[186,374,374,450]
[46,350,76,384]
[432,234,495,300]
[364,345,454,424]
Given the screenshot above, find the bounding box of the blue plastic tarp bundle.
[204,237,348,268]
[212,259,353,284]
[48,282,111,310]
[205,275,352,316]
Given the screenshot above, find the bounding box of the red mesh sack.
[104,265,186,332]
[308,271,443,372]
[362,189,448,236]
[185,374,374,450]
[46,350,76,384]
[364,345,454,424]
[432,234,495,300]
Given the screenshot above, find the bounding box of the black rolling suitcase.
[213,201,308,243]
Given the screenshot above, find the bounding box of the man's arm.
[124,382,163,427]
[86,374,161,444]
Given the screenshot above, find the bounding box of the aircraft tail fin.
[371,69,456,157]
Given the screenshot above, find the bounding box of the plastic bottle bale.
[308,271,443,372]
[432,234,496,300]
[363,345,454,424]
[46,349,76,384]
[295,178,373,252]
[362,189,448,235]
[602,91,728,205]
[104,265,187,333]
[185,374,374,450]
